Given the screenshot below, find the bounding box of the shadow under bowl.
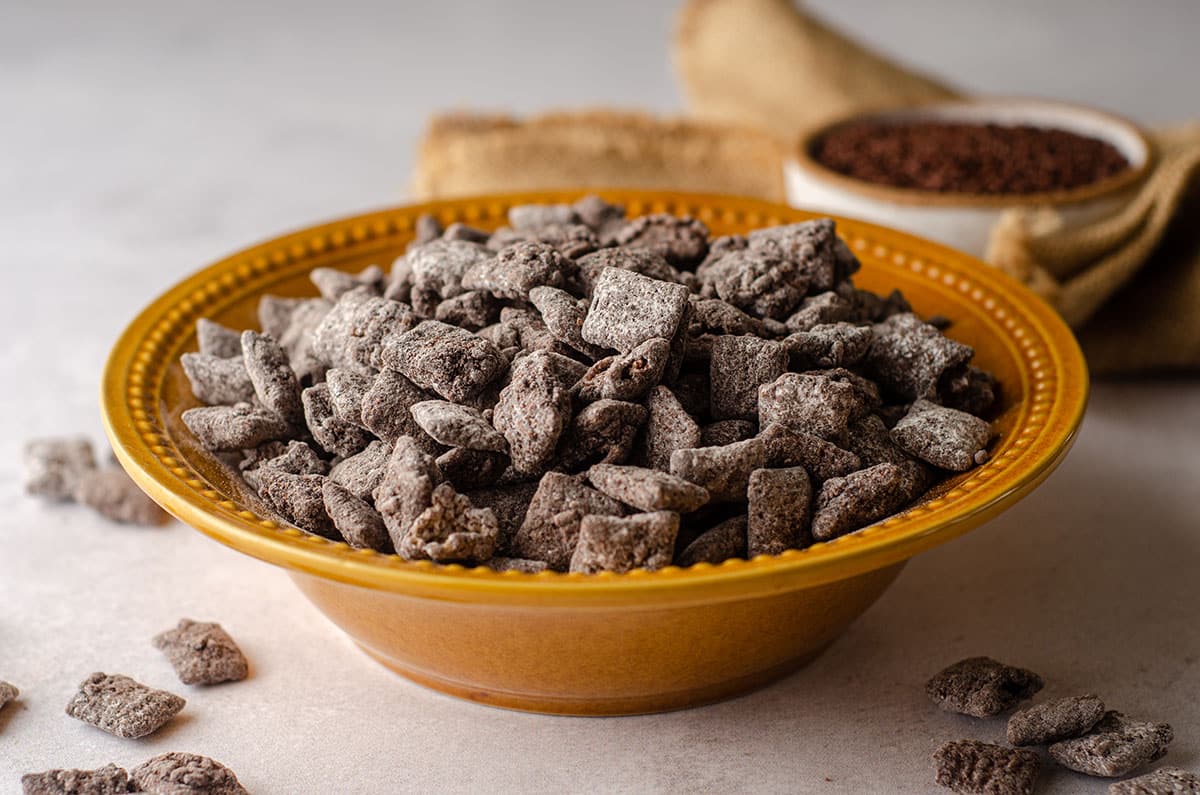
[102,190,1088,715]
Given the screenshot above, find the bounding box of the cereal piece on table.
[277,297,332,383]
[932,739,1040,795]
[940,365,999,418]
[641,386,702,472]
[558,399,647,469]
[399,482,498,563]
[784,290,857,333]
[310,265,385,301]
[21,764,131,795]
[758,372,861,441]
[669,438,766,503]
[892,399,992,471]
[575,247,679,296]
[325,368,373,427]
[581,268,691,354]
[407,238,493,300]
[381,320,505,403]
[926,657,1045,718]
[241,330,304,428]
[576,337,671,402]
[463,240,575,300]
[528,285,609,359]
[865,312,973,401]
[257,295,303,340]
[302,383,373,458]
[435,447,508,491]
[74,467,170,526]
[747,466,813,555]
[758,423,860,482]
[327,440,389,499]
[700,419,756,448]
[181,404,290,452]
[784,322,873,369]
[709,335,787,420]
[153,619,249,686]
[508,472,625,570]
[180,353,255,406]
[361,369,436,447]
[373,436,440,549]
[509,202,580,231]
[1050,712,1174,778]
[1,680,18,712]
[746,218,852,293]
[492,351,576,475]
[195,318,242,359]
[323,480,392,551]
[131,752,247,795]
[811,463,916,541]
[64,672,185,739]
[465,481,538,547]
[257,470,337,539]
[434,290,500,330]
[485,557,549,574]
[613,213,709,268]
[676,516,747,566]
[569,511,680,574]
[1007,694,1105,746]
[23,437,97,501]
[409,400,507,453]
[1109,767,1200,794]
[587,463,709,513]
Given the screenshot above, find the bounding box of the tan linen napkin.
[987,126,1200,375]
[411,110,788,202]
[673,0,959,138]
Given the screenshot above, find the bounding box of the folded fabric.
[411,110,787,202]
[987,125,1200,374]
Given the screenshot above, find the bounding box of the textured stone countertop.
[1,2,1197,792]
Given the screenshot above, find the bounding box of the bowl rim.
[793,96,1155,209]
[102,189,1089,606]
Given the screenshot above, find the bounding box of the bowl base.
[355,640,835,716]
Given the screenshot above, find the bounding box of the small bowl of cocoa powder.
[785,98,1153,256]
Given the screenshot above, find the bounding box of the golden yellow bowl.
[102,190,1088,715]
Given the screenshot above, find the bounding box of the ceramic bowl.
[102,190,1088,716]
[785,98,1153,256]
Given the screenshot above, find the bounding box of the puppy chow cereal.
[177,199,997,572]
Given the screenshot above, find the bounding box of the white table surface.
[2,2,1197,792]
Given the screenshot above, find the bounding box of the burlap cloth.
[412,0,1200,374]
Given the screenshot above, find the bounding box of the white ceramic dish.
[784,98,1153,257]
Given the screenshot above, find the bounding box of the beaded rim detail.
[102,190,1088,596]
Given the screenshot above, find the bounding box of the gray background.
[1,2,1197,792]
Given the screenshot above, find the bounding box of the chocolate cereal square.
[21,764,131,795]
[581,268,690,354]
[131,752,247,795]
[669,438,766,503]
[569,511,680,574]
[747,466,813,556]
[926,657,1044,718]
[709,335,788,420]
[23,437,97,501]
[865,312,973,401]
[641,386,702,472]
[587,464,710,513]
[64,673,185,739]
[1109,767,1200,794]
[676,516,748,567]
[153,619,248,686]
[381,320,505,403]
[758,372,862,441]
[933,740,1040,795]
[892,399,992,471]
[1007,694,1105,746]
[507,472,625,570]
[1050,711,1174,778]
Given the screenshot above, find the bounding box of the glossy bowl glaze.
[102,190,1088,715]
